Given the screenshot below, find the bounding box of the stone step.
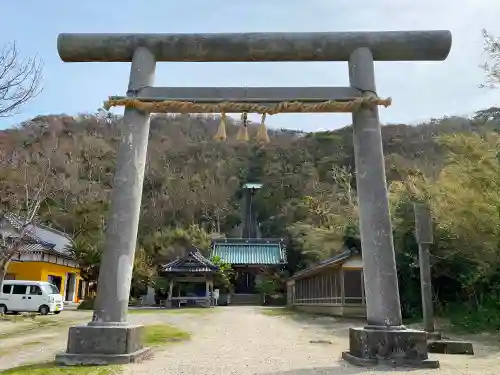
[230,294,262,305]
[427,340,474,355]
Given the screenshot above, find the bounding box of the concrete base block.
[342,327,440,369]
[55,324,152,366]
[55,347,152,366]
[427,331,442,340]
[342,351,439,368]
[428,340,474,355]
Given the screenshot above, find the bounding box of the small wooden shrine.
[159,247,219,308]
[286,248,365,317]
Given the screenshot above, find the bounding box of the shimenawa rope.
[103,96,392,115]
[102,95,392,143]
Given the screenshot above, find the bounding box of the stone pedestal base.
[55,324,151,365]
[342,327,439,368]
[427,331,442,340]
[428,339,474,355]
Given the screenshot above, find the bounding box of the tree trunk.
[216,210,221,233]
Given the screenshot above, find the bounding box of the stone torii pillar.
[55,46,156,365]
[53,30,451,367]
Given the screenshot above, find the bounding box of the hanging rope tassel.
[236,112,249,142]
[255,113,270,143]
[213,113,227,141]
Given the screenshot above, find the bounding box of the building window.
[343,269,363,304]
[29,285,43,295]
[12,285,28,295]
[2,285,12,294]
[48,275,63,294]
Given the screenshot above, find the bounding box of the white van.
[0,280,64,315]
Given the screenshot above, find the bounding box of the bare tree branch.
[0,42,43,118]
[331,165,356,209]
[0,152,54,291]
[480,29,500,89]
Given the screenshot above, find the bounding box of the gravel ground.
[0,310,92,370]
[125,306,500,375]
[1,307,499,374]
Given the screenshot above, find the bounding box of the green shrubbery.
[77,298,95,310]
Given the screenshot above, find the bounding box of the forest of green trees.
[1,29,500,332]
[1,110,500,329]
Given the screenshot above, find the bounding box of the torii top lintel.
[57,31,452,63]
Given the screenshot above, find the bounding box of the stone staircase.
[230,293,262,306]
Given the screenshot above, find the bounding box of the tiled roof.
[3,213,44,242]
[288,248,360,280]
[162,248,219,273]
[11,242,74,260]
[18,242,51,253]
[2,213,73,255]
[211,239,286,265]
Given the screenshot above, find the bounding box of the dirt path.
[0,310,92,370]
[1,307,499,374]
[126,306,500,375]
[0,309,217,370]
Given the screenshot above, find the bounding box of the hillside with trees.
[0,29,500,331]
[1,109,500,327]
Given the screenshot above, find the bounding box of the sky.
[2,0,500,132]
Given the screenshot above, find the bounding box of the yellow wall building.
[1,213,85,303]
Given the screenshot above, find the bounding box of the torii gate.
[54,30,452,368]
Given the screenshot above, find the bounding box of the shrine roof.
[288,248,361,280]
[211,238,286,266]
[161,248,219,273]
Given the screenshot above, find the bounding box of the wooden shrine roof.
[161,248,219,274]
[288,248,361,281]
[211,238,286,266]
